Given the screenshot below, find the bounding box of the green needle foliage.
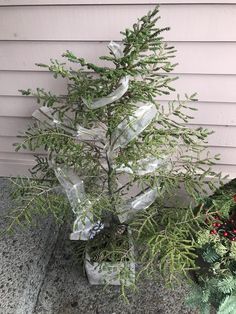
[6,177,70,232]
[218,295,236,314]
[7,5,225,295]
[186,179,236,313]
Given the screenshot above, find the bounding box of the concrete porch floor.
[0,178,193,314]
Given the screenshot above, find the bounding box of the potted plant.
[7,6,224,292]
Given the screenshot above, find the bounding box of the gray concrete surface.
[0,178,194,314]
[0,179,59,314]
[34,223,193,314]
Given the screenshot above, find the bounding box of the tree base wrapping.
[85,252,135,286]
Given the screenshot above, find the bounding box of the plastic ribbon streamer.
[76,125,105,142]
[117,188,159,223]
[82,76,129,110]
[109,104,157,152]
[108,41,123,59]
[82,41,129,110]
[32,106,105,143]
[53,166,104,241]
[32,106,61,126]
[71,216,104,241]
[32,106,74,133]
[115,156,167,176]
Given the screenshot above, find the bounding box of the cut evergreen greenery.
[186,179,236,313]
[6,5,226,296]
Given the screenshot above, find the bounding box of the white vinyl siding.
[0,2,235,177]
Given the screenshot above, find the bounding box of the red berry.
[233,194,236,202]
[223,232,228,237]
[210,230,217,235]
[233,230,236,234]
[217,223,222,227]
[232,238,236,241]
[212,223,217,227]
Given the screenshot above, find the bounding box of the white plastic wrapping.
[70,217,104,241]
[85,228,135,286]
[53,166,104,240]
[115,156,167,176]
[33,106,106,143]
[82,41,128,110]
[76,125,105,142]
[85,252,135,286]
[109,104,157,152]
[117,187,158,223]
[32,106,73,133]
[108,41,123,59]
[82,76,129,110]
[32,106,60,126]
[54,167,85,214]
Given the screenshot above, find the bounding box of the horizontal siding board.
[0,152,36,163]
[0,3,236,178]
[2,1,236,5]
[204,147,236,166]
[174,42,236,75]
[1,72,236,103]
[0,161,33,177]
[2,163,234,179]
[1,5,236,41]
[0,117,32,136]
[1,41,236,75]
[17,138,221,165]
[1,146,235,165]
[187,102,236,126]
[0,136,236,164]
[0,72,67,96]
[0,116,235,147]
[211,165,236,179]
[160,74,236,103]
[0,137,21,153]
[0,41,109,72]
[0,137,43,154]
[184,75,236,103]
[188,125,236,148]
[0,139,235,166]
[0,150,234,178]
[0,96,39,117]
[1,97,236,127]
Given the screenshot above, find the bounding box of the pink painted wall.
[0,1,236,177]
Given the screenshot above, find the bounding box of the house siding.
[0,2,236,177]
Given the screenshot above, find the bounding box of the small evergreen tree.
[8,6,224,291]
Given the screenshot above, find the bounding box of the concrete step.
[0,179,59,314]
[0,178,192,314]
[34,224,192,314]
